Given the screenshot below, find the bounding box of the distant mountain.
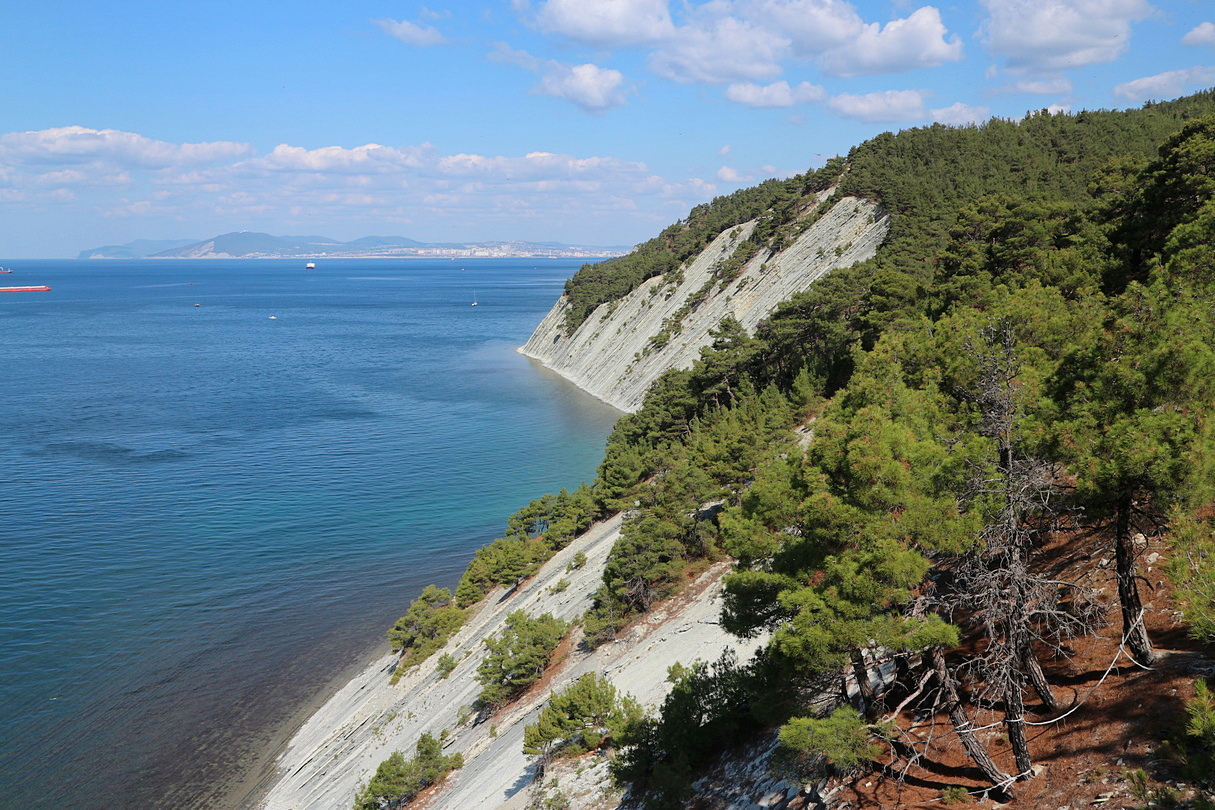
[79,232,629,260]
[340,235,426,250]
[77,238,200,259]
[148,232,333,258]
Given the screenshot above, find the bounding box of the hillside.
[519,191,887,411]
[256,92,1215,810]
[257,515,769,810]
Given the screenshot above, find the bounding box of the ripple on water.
[0,258,621,810]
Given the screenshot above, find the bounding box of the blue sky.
[2,0,1213,258]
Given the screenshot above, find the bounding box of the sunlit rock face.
[519,195,889,412]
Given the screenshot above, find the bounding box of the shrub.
[523,673,642,759]
[387,586,465,682]
[475,611,569,707]
[435,652,457,679]
[612,650,781,809]
[1180,678,1215,790]
[940,785,971,804]
[778,706,882,773]
[352,732,463,810]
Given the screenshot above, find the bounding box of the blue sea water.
[0,258,621,809]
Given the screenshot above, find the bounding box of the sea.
[0,258,622,810]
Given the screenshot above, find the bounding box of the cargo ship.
[0,286,50,292]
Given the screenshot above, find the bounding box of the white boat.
[305,261,316,270]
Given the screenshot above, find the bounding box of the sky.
[2,1,1214,258]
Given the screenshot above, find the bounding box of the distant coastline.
[77,232,630,261]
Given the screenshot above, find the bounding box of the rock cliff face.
[258,515,766,810]
[519,194,890,412]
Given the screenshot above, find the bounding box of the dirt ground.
[834,530,1215,810]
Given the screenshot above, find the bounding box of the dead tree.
[951,323,1103,779]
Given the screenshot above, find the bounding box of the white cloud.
[1008,77,1074,95]
[648,15,789,84]
[818,7,964,77]
[717,166,749,182]
[374,18,447,47]
[535,62,630,111]
[725,80,826,107]
[512,0,966,88]
[1114,66,1215,102]
[1183,22,1215,47]
[534,0,674,46]
[931,102,991,125]
[0,127,671,235]
[981,0,1154,74]
[0,126,254,168]
[742,0,864,56]
[664,177,718,199]
[491,45,632,111]
[251,143,429,174]
[826,89,928,123]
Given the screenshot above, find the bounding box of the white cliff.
[519,195,890,412]
[258,514,767,810]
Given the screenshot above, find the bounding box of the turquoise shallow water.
[0,258,620,809]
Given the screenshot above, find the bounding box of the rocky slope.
[258,194,893,810]
[257,514,767,810]
[519,194,889,412]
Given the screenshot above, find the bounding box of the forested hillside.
[377,92,1215,810]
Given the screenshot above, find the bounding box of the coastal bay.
[0,258,621,810]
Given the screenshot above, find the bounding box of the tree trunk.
[929,649,1014,802]
[1114,494,1156,666]
[1004,671,1033,779]
[851,647,879,718]
[1022,647,1059,713]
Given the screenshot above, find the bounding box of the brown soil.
[834,530,1215,810]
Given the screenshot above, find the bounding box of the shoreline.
[254,513,767,810]
[222,638,395,810]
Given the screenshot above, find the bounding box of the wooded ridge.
[272,91,1215,810]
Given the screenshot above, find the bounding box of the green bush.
[778,707,881,773]
[475,611,569,707]
[352,732,463,810]
[1179,679,1215,790]
[940,785,971,805]
[612,650,787,809]
[435,652,457,679]
[387,586,465,682]
[523,673,642,759]
[1166,514,1215,642]
[454,486,599,608]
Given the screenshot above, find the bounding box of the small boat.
[471,290,478,307]
[305,261,316,270]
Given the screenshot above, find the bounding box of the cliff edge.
[519,194,890,412]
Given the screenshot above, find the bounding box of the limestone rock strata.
[258,514,766,810]
[519,195,890,412]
